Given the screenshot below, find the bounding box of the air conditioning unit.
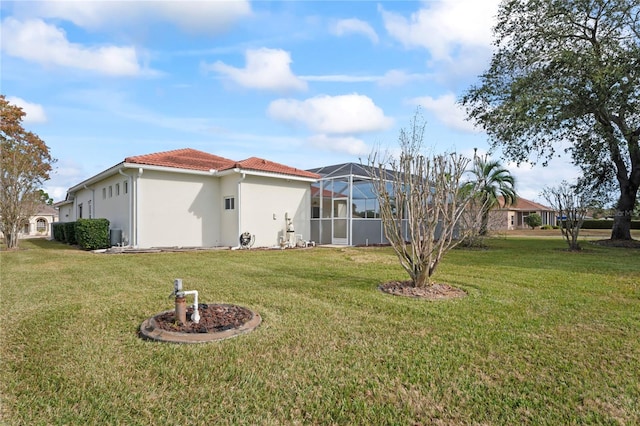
[110,228,123,246]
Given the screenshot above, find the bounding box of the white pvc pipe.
[182,290,200,323]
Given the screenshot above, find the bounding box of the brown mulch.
[591,239,640,249]
[154,304,254,333]
[379,280,467,300]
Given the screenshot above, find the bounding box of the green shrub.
[540,225,553,230]
[524,213,542,229]
[75,218,110,250]
[62,222,77,245]
[580,219,613,229]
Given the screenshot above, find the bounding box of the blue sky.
[1,0,580,203]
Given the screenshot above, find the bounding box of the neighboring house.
[58,148,319,248]
[0,204,59,240]
[490,196,557,230]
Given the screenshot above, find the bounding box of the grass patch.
[1,238,639,424]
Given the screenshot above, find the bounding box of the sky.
[1,0,581,203]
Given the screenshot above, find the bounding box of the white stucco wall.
[137,170,220,248]
[62,166,314,249]
[219,174,240,247]
[57,203,74,222]
[93,173,132,245]
[239,175,312,248]
[71,187,94,221]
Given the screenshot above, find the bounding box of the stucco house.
[0,204,59,240]
[490,196,557,230]
[57,148,320,249]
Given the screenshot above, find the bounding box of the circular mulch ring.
[379,280,467,300]
[140,303,261,344]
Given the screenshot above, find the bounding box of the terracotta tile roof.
[125,148,235,172]
[124,148,319,179]
[496,196,554,211]
[35,204,58,215]
[230,157,320,179]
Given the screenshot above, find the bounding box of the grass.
[1,236,639,425]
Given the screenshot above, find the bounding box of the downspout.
[83,185,94,218]
[134,168,143,248]
[119,168,132,246]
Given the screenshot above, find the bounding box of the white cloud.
[267,94,394,135]
[307,134,370,156]
[6,96,48,124]
[377,69,433,87]
[0,18,150,76]
[208,48,307,93]
[507,158,582,203]
[331,18,379,44]
[20,0,252,34]
[299,70,432,87]
[410,93,478,133]
[45,159,88,202]
[380,0,498,62]
[300,74,379,83]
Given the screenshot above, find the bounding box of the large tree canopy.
[1,95,55,249]
[462,0,640,240]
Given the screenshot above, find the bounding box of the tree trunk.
[413,268,431,288]
[610,182,637,240]
[5,232,18,249]
[479,211,489,236]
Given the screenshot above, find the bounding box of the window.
[102,188,106,199]
[36,218,47,233]
[88,200,92,218]
[115,183,120,196]
[224,197,235,210]
[78,203,83,219]
[109,186,113,198]
[124,181,128,194]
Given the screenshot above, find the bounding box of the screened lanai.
[307,163,406,246]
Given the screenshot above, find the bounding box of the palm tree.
[470,152,517,235]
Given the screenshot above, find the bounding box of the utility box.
[110,228,123,246]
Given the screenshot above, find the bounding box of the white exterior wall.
[57,203,74,222]
[72,187,95,221]
[137,170,220,248]
[219,174,240,247]
[239,175,311,247]
[93,173,132,245]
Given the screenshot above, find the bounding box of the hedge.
[63,222,77,245]
[75,218,110,250]
[52,222,65,242]
[579,219,640,230]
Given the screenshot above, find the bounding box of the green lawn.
[1,238,639,425]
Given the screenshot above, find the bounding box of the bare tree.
[368,114,479,287]
[457,196,495,247]
[542,181,590,251]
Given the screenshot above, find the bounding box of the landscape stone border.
[140,306,261,344]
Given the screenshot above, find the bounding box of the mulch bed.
[379,280,467,300]
[154,304,254,333]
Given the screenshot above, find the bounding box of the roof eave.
[217,167,318,182]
